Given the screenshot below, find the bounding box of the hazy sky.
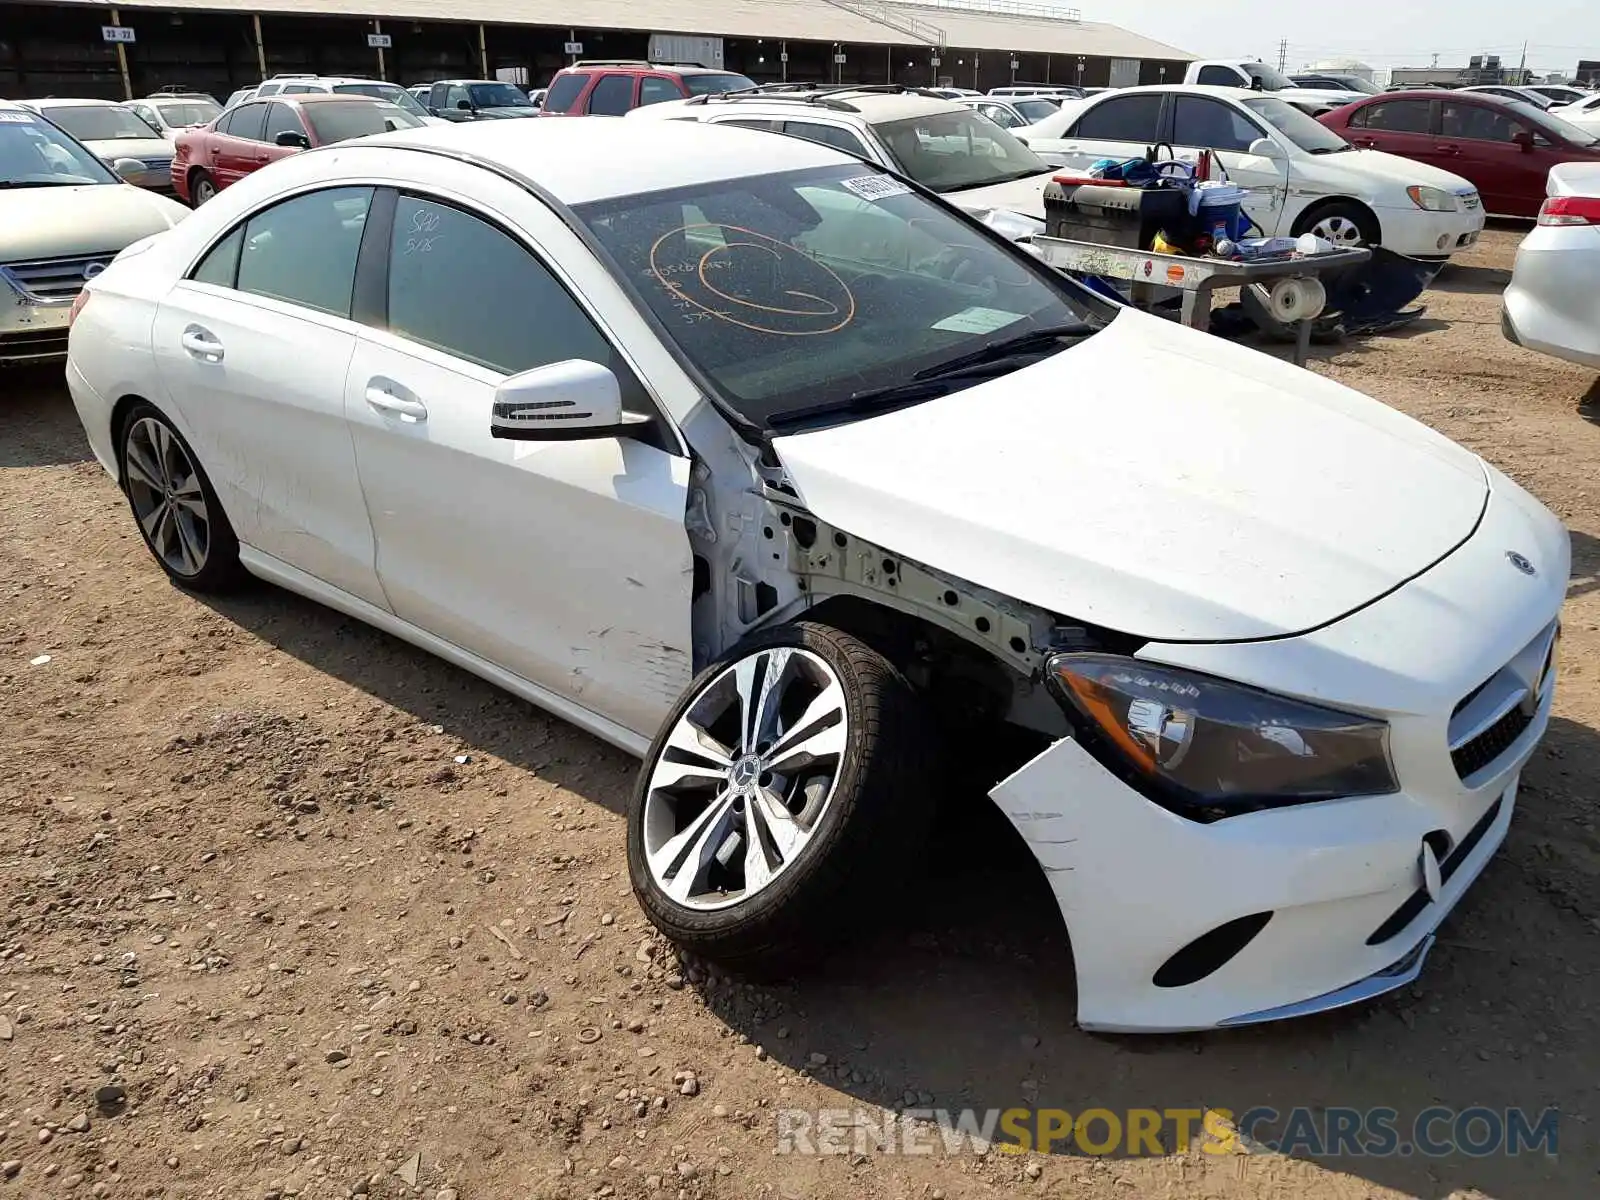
[1054,0,1597,75]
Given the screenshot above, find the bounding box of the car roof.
[360,117,853,205]
[559,62,738,76]
[636,88,967,124]
[20,97,123,108]
[1369,89,1522,105]
[257,93,390,105]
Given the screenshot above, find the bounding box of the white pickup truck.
[1183,60,1367,114]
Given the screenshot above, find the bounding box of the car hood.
[479,107,538,118]
[80,137,174,162]
[0,185,188,260]
[1549,161,1600,196]
[946,170,1057,220]
[770,309,1488,643]
[1327,148,1480,195]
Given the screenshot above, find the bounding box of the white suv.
[628,85,1059,228]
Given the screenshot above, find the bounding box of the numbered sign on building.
[367,33,392,48]
[564,41,584,55]
[101,26,136,44]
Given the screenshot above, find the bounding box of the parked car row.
[53,114,1570,1035]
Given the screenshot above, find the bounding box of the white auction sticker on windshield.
[0,111,37,123]
[840,175,912,201]
[931,307,1026,335]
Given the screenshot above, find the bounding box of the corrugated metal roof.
[43,0,1194,61]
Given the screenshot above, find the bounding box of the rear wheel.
[627,621,932,971]
[190,171,216,206]
[119,404,244,592]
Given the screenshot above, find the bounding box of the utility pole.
[1516,40,1528,83]
[1277,38,1287,72]
[1431,53,1439,68]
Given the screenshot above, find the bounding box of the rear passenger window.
[1172,97,1262,152]
[234,187,373,317]
[587,75,636,117]
[639,77,683,107]
[780,120,871,158]
[542,73,586,114]
[1361,101,1431,134]
[1072,94,1163,142]
[221,103,267,141]
[190,227,243,288]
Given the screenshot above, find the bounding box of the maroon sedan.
[1319,90,1600,217]
[171,93,423,206]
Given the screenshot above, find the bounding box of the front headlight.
[1046,653,1397,816]
[1406,185,1458,212]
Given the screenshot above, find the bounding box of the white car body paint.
[771,309,1487,643]
[1019,86,1486,259]
[1503,162,1600,369]
[63,118,1570,1032]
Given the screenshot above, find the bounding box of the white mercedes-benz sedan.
[64,119,1568,1033]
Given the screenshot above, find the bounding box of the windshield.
[1242,97,1351,152]
[0,110,119,186]
[333,82,432,119]
[1241,63,1297,92]
[1014,98,1061,123]
[1514,101,1600,146]
[38,104,158,142]
[467,82,533,109]
[684,73,758,96]
[577,165,1104,430]
[874,110,1047,192]
[153,99,221,127]
[305,101,424,143]
[1325,76,1381,94]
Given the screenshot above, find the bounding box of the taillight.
[69,288,91,327]
[1536,196,1600,226]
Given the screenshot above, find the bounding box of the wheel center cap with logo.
[730,755,761,789]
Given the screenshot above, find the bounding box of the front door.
[344,188,692,737]
[1436,99,1548,216]
[150,185,387,607]
[1167,94,1289,235]
[212,101,267,188]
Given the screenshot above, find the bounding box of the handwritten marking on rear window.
[647,224,855,337]
[403,205,442,254]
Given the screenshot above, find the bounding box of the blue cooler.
[1194,183,1248,243]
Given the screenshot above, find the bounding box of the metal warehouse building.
[0,0,1194,101]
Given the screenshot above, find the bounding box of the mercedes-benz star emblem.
[730,756,760,789]
[1506,551,1536,577]
[82,261,108,281]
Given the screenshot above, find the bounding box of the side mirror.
[1013,133,1030,145]
[1512,130,1535,152]
[427,105,441,116]
[489,360,649,441]
[455,98,473,111]
[274,130,310,148]
[1247,137,1285,160]
[110,157,145,181]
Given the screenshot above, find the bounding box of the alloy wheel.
[124,417,210,577]
[641,647,849,911]
[1309,214,1366,247]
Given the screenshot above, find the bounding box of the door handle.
[179,326,224,362]
[1432,144,1461,156]
[365,386,428,422]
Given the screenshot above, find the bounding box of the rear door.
[1343,97,1436,161]
[1045,92,1166,171]
[638,75,686,108]
[150,185,386,607]
[585,73,639,117]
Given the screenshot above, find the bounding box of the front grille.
[1460,194,1482,210]
[1447,622,1556,782]
[1366,796,1504,945]
[0,327,71,360]
[0,253,118,305]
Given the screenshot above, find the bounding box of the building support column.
[479,24,489,78]
[252,13,266,80]
[109,8,132,99]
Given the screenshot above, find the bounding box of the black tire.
[117,402,246,593]
[1292,199,1379,249]
[627,620,933,972]
[190,170,216,206]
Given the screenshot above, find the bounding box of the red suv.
[172,93,424,205]
[1319,90,1600,217]
[540,60,756,117]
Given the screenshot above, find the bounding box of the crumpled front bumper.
[990,466,1567,1033]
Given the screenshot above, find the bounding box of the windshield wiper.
[0,179,92,189]
[910,322,1093,378]
[1309,145,1355,155]
[767,323,1092,431]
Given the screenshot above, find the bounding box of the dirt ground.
[2,225,1598,1200]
